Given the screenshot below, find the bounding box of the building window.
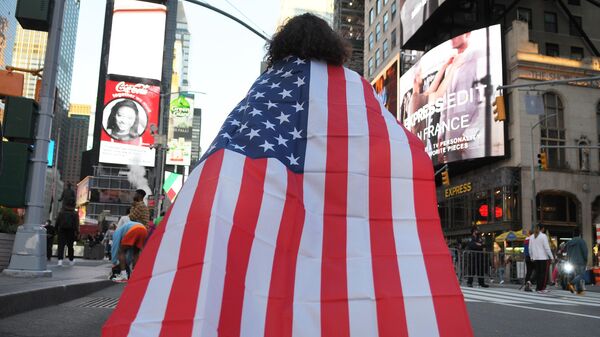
[383,12,389,31]
[391,28,397,48]
[545,43,559,57]
[517,7,532,29]
[568,0,581,5]
[376,0,381,14]
[368,57,374,76]
[383,39,389,59]
[536,193,578,224]
[376,23,381,41]
[369,8,374,25]
[540,92,566,169]
[544,12,557,33]
[375,48,381,67]
[570,16,582,36]
[571,46,584,60]
[391,1,397,20]
[369,32,374,50]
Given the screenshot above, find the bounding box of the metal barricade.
[456,250,525,285]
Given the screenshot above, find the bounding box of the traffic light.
[492,95,506,122]
[0,96,38,207]
[441,169,450,186]
[537,151,548,170]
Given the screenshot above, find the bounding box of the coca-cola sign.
[115,81,150,95]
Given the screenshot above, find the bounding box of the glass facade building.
[0,0,17,69]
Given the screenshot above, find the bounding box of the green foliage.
[0,207,20,234]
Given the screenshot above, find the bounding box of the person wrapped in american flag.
[103,13,473,337]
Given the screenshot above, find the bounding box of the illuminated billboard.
[166,95,193,166]
[399,25,504,165]
[372,58,399,119]
[98,0,166,167]
[99,79,159,166]
[400,0,448,46]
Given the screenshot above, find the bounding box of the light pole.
[3,0,66,277]
[529,113,556,231]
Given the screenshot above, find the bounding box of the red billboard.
[99,79,159,166]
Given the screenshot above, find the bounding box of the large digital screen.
[400,0,448,46]
[166,95,194,166]
[99,79,159,166]
[373,58,398,119]
[399,25,504,165]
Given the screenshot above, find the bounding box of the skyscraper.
[279,0,334,27]
[333,0,364,75]
[63,105,90,185]
[0,0,17,69]
[11,0,80,176]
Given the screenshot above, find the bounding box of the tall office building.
[333,0,365,75]
[172,0,190,93]
[0,0,17,69]
[363,0,600,249]
[279,0,334,27]
[63,111,90,185]
[190,107,202,166]
[11,0,80,176]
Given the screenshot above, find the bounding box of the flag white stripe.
[344,68,379,337]
[381,102,440,337]
[191,150,246,337]
[239,159,289,337]
[292,60,328,337]
[127,162,205,337]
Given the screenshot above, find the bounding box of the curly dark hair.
[267,13,351,66]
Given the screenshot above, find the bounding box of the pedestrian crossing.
[461,286,600,307]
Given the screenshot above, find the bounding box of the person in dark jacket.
[43,219,56,261]
[466,227,489,287]
[56,204,80,266]
[59,182,76,208]
[566,228,588,294]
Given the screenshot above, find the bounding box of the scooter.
[557,259,575,290]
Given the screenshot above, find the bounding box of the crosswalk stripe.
[461,287,600,307]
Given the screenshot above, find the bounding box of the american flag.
[103,57,473,337]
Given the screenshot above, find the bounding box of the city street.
[0,283,598,337]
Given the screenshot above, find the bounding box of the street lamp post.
[529,113,556,231]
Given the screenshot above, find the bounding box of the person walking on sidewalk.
[43,219,56,261]
[523,230,535,292]
[529,223,554,293]
[55,202,79,266]
[566,228,588,295]
[466,227,489,288]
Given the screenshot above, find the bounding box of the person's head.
[67,182,73,189]
[451,32,471,51]
[107,99,139,137]
[534,223,545,237]
[134,189,146,202]
[266,13,351,67]
[471,226,479,236]
[573,227,580,237]
[110,223,117,230]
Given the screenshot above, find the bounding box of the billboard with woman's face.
[399,25,504,165]
[99,79,159,166]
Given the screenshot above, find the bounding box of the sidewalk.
[0,258,113,318]
[483,279,600,293]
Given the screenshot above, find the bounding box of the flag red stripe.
[362,79,409,337]
[158,150,225,337]
[405,132,473,337]
[102,202,174,337]
[264,173,305,337]
[320,65,351,337]
[218,157,269,337]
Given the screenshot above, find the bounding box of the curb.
[0,279,113,318]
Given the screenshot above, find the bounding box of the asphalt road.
[0,284,598,337]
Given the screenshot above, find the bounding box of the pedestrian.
[529,223,554,293]
[103,223,116,260]
[593,243,599,267]
[523,230,535,292]
[116,207,130,229]
[43,219,56,261]
[496,248,506,284]
[129,189,149,226]
[466,227,489,288]
[566,228,588,295]
[55,202,79,266]
[110,221,148,282]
